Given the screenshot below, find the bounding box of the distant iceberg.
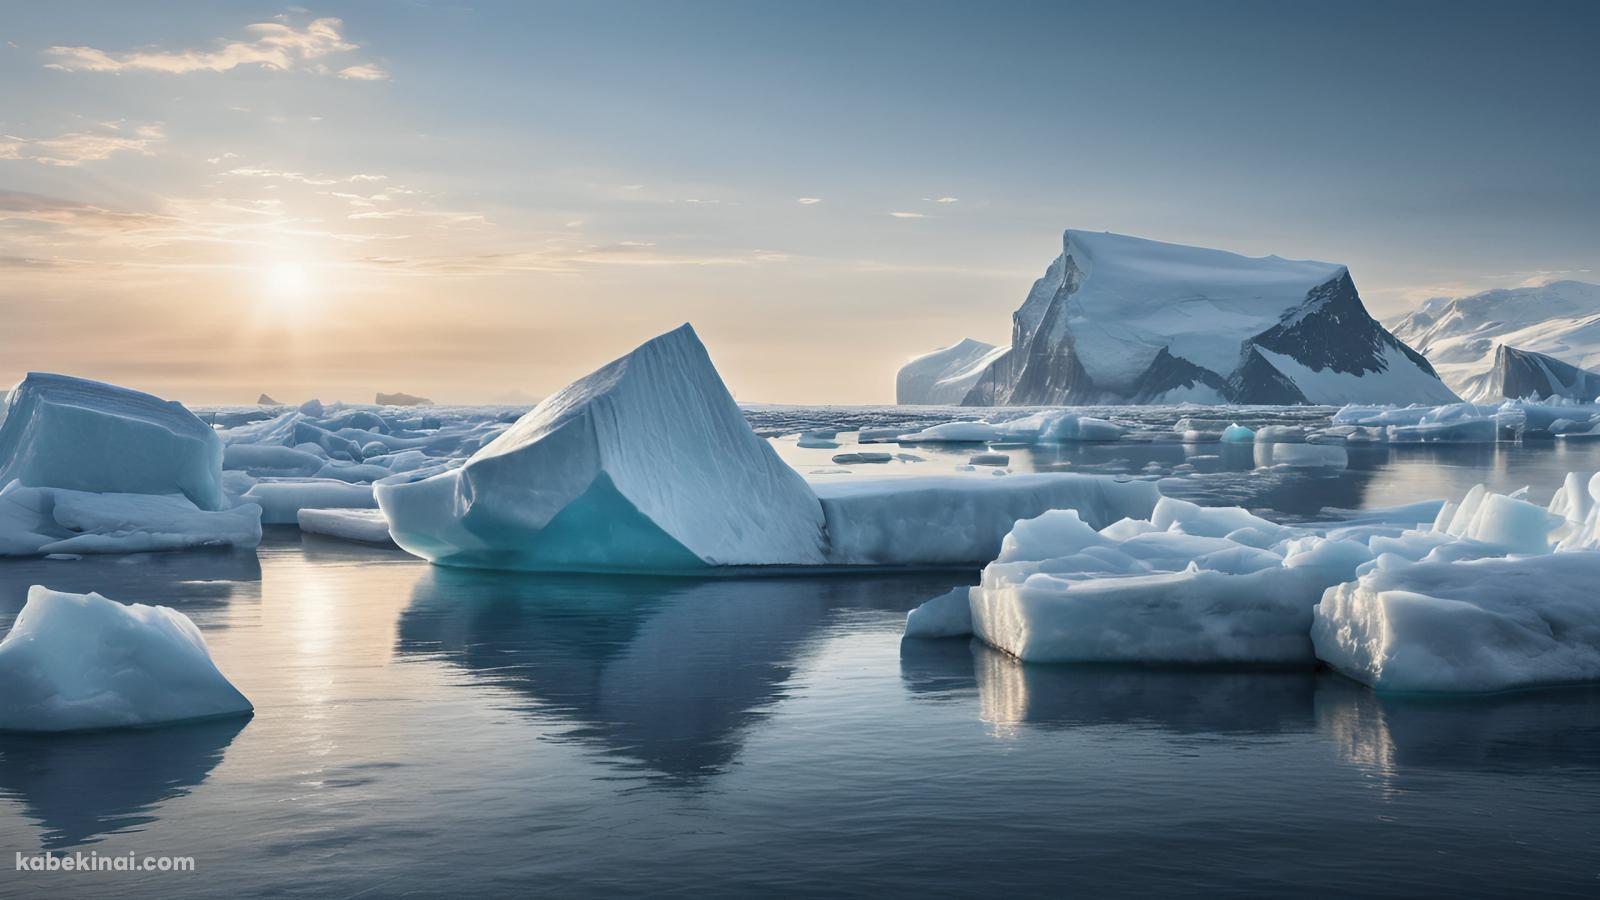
[896,338,1007,405]
[0,586,252,732]
[949,230,1458,406]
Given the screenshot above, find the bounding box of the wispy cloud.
[796,197,822,205]
[222,166,386,186]
[889,211,926,219]
[43,16,386,80]
[923,197,959,203]
[0,123,164,166]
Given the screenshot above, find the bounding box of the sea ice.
[1313,553,1600,692]
[815,474,1159,567]
[297,508,395,545]
[242,480,377,525]
[0,586,252,732]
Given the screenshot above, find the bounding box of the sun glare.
[265,261,313,302]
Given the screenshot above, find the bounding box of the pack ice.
[0,586,251,732]
[0,374,262,556]
[926,230,1458,406]
[908,476,1600,692]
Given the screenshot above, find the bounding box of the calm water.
[3,435,1600,897]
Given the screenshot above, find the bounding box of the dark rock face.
[1484,345,1600,401]
[1129,348,1232,404]
[256,393,280,406]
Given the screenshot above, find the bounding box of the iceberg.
[0,373,225,510]
[376,391,432,407]
[0,586,252,732]
[377,325,830,571]
[958,230,1458,406]
[896,338,1008,405]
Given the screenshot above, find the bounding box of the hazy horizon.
[3,0,1597,405]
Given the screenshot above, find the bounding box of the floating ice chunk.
[969,452,1010,466]
[1220,424,1255,443]
[903,586,974,638]
[257,393,280,406]
[298,399,324,417]
[897,421,1003,443]
[297,508,394,545]
[993,412,1123,442]
[816,474,1159,567]
[1253,425,1306,443]
[796,436,840,449]
[0,586,252,731]
[377,325,828,571]
[0,483,261,556]
[242,480,376,525]
[962,504,1372,663]
[0,373,224,510]
[1254,443,1348,469]
[1389,416,1497,443]
[222,443,325,477]
[857,427,910,443]
[831,452,892,464]
[1313,553,1600,692]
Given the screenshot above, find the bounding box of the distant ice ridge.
[896,338,1009,405]
[0,374,263,556]
[908,475,1600,693]
[1331,398,1600,442]
[0,586,251,732]
[934,230,1457,407]
[1391,280,1600,402]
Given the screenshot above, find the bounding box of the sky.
[1,0,1596,404]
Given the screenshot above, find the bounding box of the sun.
[264,261,313,302]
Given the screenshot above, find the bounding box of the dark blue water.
[3,439,1600,897]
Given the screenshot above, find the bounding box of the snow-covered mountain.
[1471,344,1600,402]
[1390,281,1600,402]
[896,338,1008,405]
[949,230,1458,406]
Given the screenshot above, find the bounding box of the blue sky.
[1,1,1595,402]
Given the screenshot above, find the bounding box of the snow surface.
[1391,280,1600,402]
[0,586,251,731]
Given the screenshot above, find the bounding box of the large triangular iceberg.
[377,324,829,571]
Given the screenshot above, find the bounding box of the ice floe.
[0,586,251,732]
